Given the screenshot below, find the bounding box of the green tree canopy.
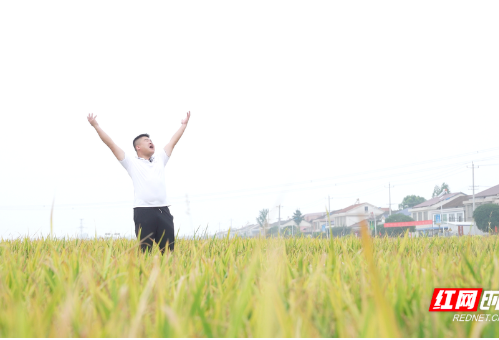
[385,213,415,223]
[256,209,269,228]
[282,225,302,237]
[473,203,499,233]
[398,195,426,209]
[267,226,279,237]
[377,214,416,236]
[432,183,451,198]
[329,226,350,237]
[292,209,304,227]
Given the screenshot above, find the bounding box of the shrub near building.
[473,203,499,233]
[377,213,416,237]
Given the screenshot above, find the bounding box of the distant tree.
[473,204,499,233]
[432,183,451,198]
[267,226,279,237]
[329,226,350,237]
[292,209,304,231]
[378,213,416,236]
[398,195,426,209]
[385,214,415,224]
[282,225,302,237]
[256,209,269,236]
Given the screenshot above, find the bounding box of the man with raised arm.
[87,111,190,254]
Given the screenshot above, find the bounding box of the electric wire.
[1,150,498,210]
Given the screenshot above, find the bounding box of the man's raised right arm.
[87,113,125,161]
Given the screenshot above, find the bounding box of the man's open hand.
[181,111,191,125]
[87,113,99,127]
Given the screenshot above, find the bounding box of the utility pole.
[440,189,447,234]
[370,212,377,237]
[467,162,479,222]
[385,183,395,215]
[78,219,88,239]
[389,183,392,216]
[324,196,332,239]
[276,205,282,235]
[472,162,475,217]
[438,197,444,233]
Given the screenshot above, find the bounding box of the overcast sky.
[1,1,498,239]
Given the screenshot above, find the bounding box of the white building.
[215,223,270,239]
[278,218,312,233]
[310,214,333,233]
[409,192,466,225]
[331,203,387,228]
[409,192,488,236]
[462,184,499,222]
[448,222,486,236]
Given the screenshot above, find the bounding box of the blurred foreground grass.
[0,233,498,337]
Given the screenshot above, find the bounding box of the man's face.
[136,136,155,155]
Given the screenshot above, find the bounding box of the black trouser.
[134,206,175,254]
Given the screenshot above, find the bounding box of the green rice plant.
[0,233,498,337]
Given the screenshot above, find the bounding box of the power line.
[0,169,473,212]
[163,148,499,200]
[172,154,499,201]
[1,152,498,211]
[180,157,497,203]
[0,165,483,210]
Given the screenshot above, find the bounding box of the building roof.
[269,219,293,227]
[412,192,464,208]
[302,212,326,222]
[335,203,364,214]
[441,195,470,209]
[475,184,499,198]
[333,204,387,215]
[311,216,334,223]
[392,208,411,216]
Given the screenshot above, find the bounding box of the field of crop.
[0,229,498,337]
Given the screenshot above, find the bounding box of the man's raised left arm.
[164,111,190,157]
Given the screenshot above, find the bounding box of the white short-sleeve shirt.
[119,149,170,207]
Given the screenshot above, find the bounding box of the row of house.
[215,211,330,239]
[215,184,499,238]
[406,184,499,236]
[215,201,391,238]
[409,185,499,223]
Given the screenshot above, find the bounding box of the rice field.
[0,229,498,337]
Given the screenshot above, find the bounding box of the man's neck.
[137,153,152,160]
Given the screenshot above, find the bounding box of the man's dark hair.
[133,134,150,151]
